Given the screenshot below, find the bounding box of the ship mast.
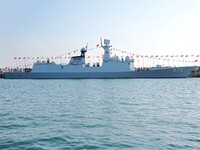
[101,39,112,61]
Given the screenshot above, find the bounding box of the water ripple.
[0,79,200,149]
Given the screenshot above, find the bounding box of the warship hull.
[3,66,196,79]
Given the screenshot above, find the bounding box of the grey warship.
[3,39,197,79]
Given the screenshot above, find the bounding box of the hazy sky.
[1,0,200,67]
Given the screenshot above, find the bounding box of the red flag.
[96,44,99,47]
[194,59,198,62]
[196,55,199,57]
[14,57,17,59]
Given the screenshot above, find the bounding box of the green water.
[0,79,200,149]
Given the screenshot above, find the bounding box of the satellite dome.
[81,47,87,52]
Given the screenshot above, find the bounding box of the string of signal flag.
[13,46,200,63]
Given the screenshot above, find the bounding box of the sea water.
[0,79,200,149]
